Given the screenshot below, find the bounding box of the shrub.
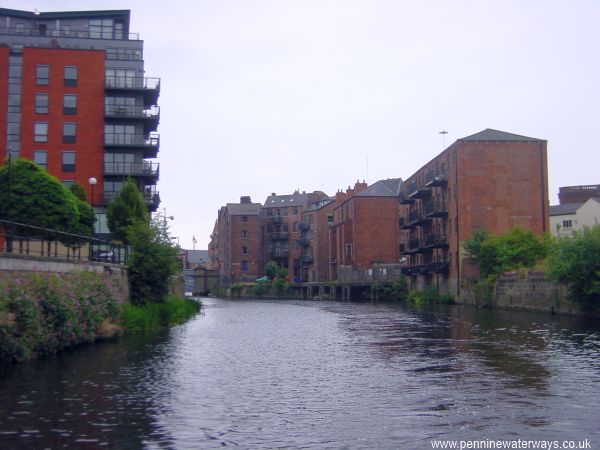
[120,295,200,333]
[407,287,454,306]
[0,272,120,363]
[546,225,600,307]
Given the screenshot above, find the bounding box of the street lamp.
[5,147,14,253]
[88,177,97,207]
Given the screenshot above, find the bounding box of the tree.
[546,226,600,307]
[106,178,148,243]
[127,221,179,306]
[69,182,87,202]
[465,228,547,278]
[0,159,79,238]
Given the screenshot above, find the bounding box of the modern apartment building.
[262,190,329,282]
[215,196,262,283]
[0,8,161,238]
[399,129,549,295]
[331,179,402,280]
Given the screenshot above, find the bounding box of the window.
[62,151,76,172]
[105,47,142,61]
[35,93,48,114]
[105,124,135,144]
[15,23,24,33]
[345,244,353,258]
[36,65,49,85]
[7,123,19,142]
[327,214,334,225]
[105,152,135,174]
[241,260,248,273]
[63,94,77,115]
[63,122,76,143]
[563,220,572,229]
[64,66,77,87]
[241,230,248,239]
[33,150,47,170]
[8,94,21,113]
[242,246,248,255]
[90,19,115,39]
[105,68,136,88]
[242,215,248,223]
[34,122,48,142]
[105,96,135,115]
[61,180,75,188]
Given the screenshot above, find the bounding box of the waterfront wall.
[460,271,587,315]
[0,253,129,303]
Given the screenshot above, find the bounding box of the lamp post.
[4,148,14,253]
[88,178,97,259]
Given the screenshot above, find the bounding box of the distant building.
[262,190,329,282]
[558,185,600,205]
[215,196,262,284]
[549,197,600,237]
[399,129,549,295]
[299,197,335,282]
[331,179,402,280]
[180,249,209,293]
[0,8,162,241]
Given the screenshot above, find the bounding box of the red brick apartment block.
[558,185,600,205]
[262,190,329,282]
[0,8,161,241]
[215,197,262,283]
[299,198,336,282]
[399,129,548,296]
[331,179,402,278]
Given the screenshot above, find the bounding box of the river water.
[0,298,599,449]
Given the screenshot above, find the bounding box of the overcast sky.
[8,0,600,248]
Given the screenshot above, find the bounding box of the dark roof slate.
[549,203,583,216]
[356,178,402,197]
[226,202,261,216]
[460,128,544,142]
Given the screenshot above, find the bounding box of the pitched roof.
[305,198,335,212]
[549,203,583,216]
[459,128,544,142]
[226,202,261,216]
[263,191,326,208]
[356,178,403,197]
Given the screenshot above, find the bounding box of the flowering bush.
[0,271,120,363]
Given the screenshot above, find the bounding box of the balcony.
[105,77,161,105]
[427,261,450,273]
[398,192,415,205]
[424,233,449,249]
[300,254,314,264]
[0,25,140,40]
[269,249,289,259]
[298,222,310,231]
[104,133,160,158]
[408,209,431,227]
[299,237,310,246]
[423,200,448,218]
[105,105,160,132]
[103,186,160,212]
[408,185,431,200]
[399,216,411,229]
[104,161,159,181]
[407,238,421,254]
[425,171,448,187]
[399,243,406,255]
[272,232,289,240]
[270,215,283,224]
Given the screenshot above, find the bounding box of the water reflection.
[0,299,599,449]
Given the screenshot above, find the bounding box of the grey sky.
[8,1,600,248]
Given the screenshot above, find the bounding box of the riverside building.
[0,8,161,239]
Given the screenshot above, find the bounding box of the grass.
[120,295,201,333]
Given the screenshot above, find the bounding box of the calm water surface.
[0,298,599,449]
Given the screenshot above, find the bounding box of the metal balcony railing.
[104,161,159,178]
[300,254,314,264]
[269,249,289,259]
[425,171,447,187]
[272,232,289,240]
[423,200,448,217]
[104,133,160,148]
[104,105,160,120]
[298,222,310,231]
[0,26,140,40]
[424,233,448,248]
[105,76,160,91]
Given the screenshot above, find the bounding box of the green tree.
[465,228,547,278]
[0,159,79,238]
[127,221,179,306]
[69,182,87,202]
[264,260,279,279]
[106,178,148,243]
[546,226,600,307]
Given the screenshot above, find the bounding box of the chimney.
[271,193,276,197]
[335,189,346,204]
[354,179,368,194]
[240,196,251,204]
[346,185,355,199]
